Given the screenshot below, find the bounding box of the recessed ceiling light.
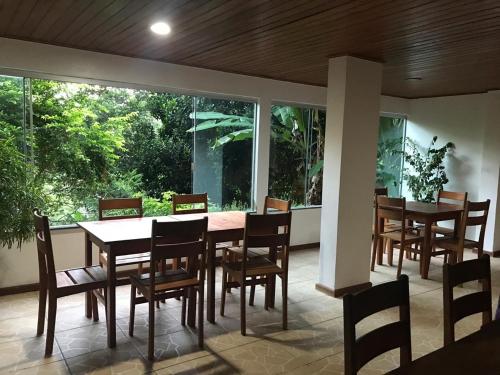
[150,22,171,36]
[405,77,422,81]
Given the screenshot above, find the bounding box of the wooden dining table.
[389,320,500,374]
[77,210,246,348]
[376,201,463,279]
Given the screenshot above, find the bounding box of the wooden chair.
[224,196,292,306]
[443,254,492,345]
[343,274,412,374]
[98,197,151,283]
[374,187,388,196]
[435,200,490,263]
[220,211,292,335]
[172,193,208,215]
[128,217,208,360]
[371,196,423,277]
[34,209,107,357]
[432,190,468,236]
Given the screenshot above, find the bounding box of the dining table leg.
[207,236,216,323]
[421,218,433,279]
[106,250,117,348]
[85,233,92,319]
[377,217,384,265]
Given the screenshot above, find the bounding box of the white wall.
[405,94,486,201]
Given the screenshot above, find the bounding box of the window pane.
[0,75,25,149]
[269,105,325,207]
[192,97,255,211]
[376,116,406,196]
[29,79,194,225]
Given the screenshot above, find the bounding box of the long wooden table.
[389,320,500,374]
[77,211,246,348]
[376,202,463,279]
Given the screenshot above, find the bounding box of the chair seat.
[380,230,423,244]
[100,252,150,267]
[56,266,107,295]
[225,246,264,258]
[130,269,199,292]
[432,225,455,235]
[223,257,283,277]
[435,237,479,252]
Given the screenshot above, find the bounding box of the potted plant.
[403,136,455,203]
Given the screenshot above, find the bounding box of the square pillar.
[317,56,382,296]
[479,90,500,252]
[253,97,271,212]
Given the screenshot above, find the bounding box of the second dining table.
[375,201,463,279]
[78,210,246,348]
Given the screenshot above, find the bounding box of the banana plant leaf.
[213,128,253,148]
[308,160,323,177]
[187,112,254,132]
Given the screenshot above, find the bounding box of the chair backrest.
[460,200,490,246]
[241,212,292,272]
[172,193,208,215]
[33,209,57,289]
[98,197,143,220]
[376,196,406,223]
[374,187,388,196]
[263,196,291,214]
[150,218,208,286]
[443,254,492,345]
[437,190,468,207]
[343,275,411,374]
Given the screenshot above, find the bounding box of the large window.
[268,105,326,207]
[376,115,406,196]
[0,74,255,226]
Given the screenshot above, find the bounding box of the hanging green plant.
[403,136,455,203]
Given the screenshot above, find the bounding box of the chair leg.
[45,293,57,357]
[148,297,155,361]
[478,245,484,258]
[370,235,378,271]
[264,277,269,311]
[92,293,99,322]
[282,275,288,330]
[387,240,394,266]
[129,285,136,336]
[240,278,246,336]
[397,245,405,278]
[181,289,187,326]
[249,277,256,306]
[37,282,47,336]
[198,281,204,348]
[220,268,227,317]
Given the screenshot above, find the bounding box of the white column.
[317,56,382,295]
[479,90,500,252]
[253,97,271,213]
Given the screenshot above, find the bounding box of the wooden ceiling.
[0,0,499,98]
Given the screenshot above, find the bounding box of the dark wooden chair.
[374,187,389,196]
[343,274,412,374]
[34,209,107,357]
[220,211,292,335]
[172,193,208,215]
[98,197,151,282]
[432,190,468,237]
[443,254,492,345]
[128,217,208,360]
[371,196,423,277]
[435,200,490,263]
[224,196,292,306]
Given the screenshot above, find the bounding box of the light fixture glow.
[150,22,171,36]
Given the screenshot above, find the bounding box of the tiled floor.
[1,248,499,374]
